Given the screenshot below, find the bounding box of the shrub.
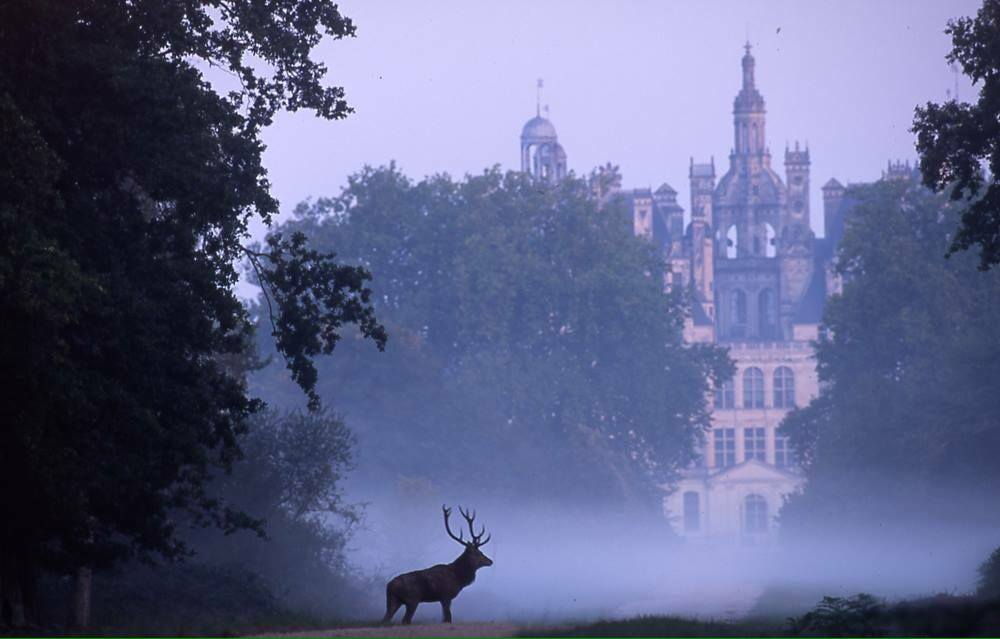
[978,546,1000,599]
[788,593,885,636]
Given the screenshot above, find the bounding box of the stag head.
[443,505,493,568]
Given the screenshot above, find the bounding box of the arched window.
[726,225,738,259]
[765,223,776,257]
[714,378,735,409]
[683,492,701,532]
[751,123,759,150]
[758,288,776,339]
[774,366,795,408]
[743,367,764,408]
[743,494,768,534]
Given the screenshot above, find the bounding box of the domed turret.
[521,115,558,142]
[520,80,567,184]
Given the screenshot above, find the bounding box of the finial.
[536,78,543,117]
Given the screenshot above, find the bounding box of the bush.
[978,546,1000,599]
[787,593,885,636]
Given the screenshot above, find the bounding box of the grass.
[519,614,786,637]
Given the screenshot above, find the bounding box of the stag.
[383,505,493,625]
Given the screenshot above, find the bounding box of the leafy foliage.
[36,409,371,634]
[256,165,731,506]
[0,0,384,620]
[913,0,1000,270]
[787,594,885,637]
[979,546,1000,599]
[780,177,1000,531]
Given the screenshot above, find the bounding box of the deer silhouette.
[382,505,493,625]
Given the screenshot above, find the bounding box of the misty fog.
[337,481,997,625]
[6,1,1000,636]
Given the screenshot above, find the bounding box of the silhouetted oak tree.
[259,165,731,507]
[0,1,385,626]
[913,0,1000,270]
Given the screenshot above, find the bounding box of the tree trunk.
[71,566,91,629]
[0,553,27,628]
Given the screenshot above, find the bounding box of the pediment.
[708,459,803,484]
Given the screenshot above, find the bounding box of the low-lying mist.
[342,489,997,624]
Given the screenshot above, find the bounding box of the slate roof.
[690,163,715,178]
[793,267,827,324]
[655,182,677,196]
[688,283,714,326]
[822,177,845,191]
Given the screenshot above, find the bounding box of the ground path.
[257,622,522,637]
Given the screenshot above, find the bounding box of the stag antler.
[459,506,490,547]
[442,505,466,545]
[443,505,491,547]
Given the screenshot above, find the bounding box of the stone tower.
[822,177,846,246]
[784,141,811,230]
[712,42,790,340]
[689,158,717,319]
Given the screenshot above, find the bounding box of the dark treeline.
[781,176,1000,534]
[254,165,731,509]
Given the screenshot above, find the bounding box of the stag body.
[383,506,492,625]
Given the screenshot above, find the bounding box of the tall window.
[713,428,736,467]
[730,289,747,338]
[714,379,735,409]
[775,435,796,468]
[758,288,776,338]
[743,494,768,534]
[743,367,764,408]
[773,366,795,408]
[733,290,747,324]
[726,225,738,259]
[683,491,701,532]
[744,427,766,462]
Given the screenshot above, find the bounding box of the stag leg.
[401,601,417,625]
[441,599,452,623]
[382,592,402,624]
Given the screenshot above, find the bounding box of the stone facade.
[622,44,847,543]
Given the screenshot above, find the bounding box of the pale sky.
[254,0,979,241]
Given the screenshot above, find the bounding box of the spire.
[742,41,755,89]
[732,42,766,156]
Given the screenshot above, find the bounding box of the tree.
[913,0,1000,270]
[0,1,385,626]
[256,165,731,508]
[182,408,366,619]
[978,546,1000,599]
[780,176,1000,533]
